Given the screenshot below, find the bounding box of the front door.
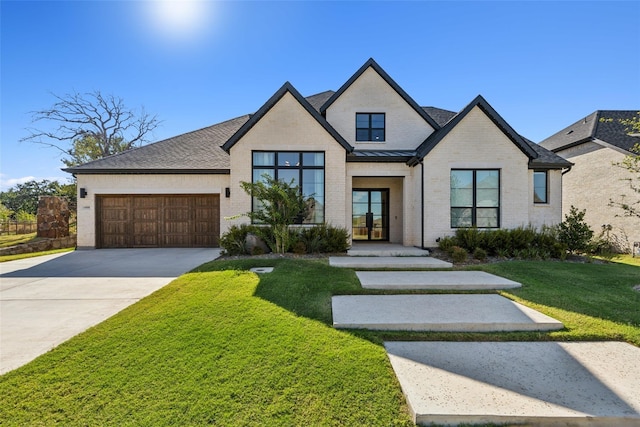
[352,189,389,241]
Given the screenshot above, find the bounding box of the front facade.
[66,59,570,249]
[540,111,640,251]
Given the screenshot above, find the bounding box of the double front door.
[352,189,389,241]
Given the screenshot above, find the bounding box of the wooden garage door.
[97,195,220,248]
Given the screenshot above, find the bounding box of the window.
[252,151,324,223]
[356,113,385,142]
[533,171,548,204]
[450,169,500,228]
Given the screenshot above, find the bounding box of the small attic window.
[356,113,385,142]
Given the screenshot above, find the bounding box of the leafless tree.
[21,90,161,167]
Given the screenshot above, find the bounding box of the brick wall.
[558,143,639,251]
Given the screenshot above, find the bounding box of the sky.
[1,0,639,191]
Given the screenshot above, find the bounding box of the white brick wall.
[325,67,435,150]
[228,91,348,230]
[558,143,639,250]
[75,174,230,248]
[421,106,550,246]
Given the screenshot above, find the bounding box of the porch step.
[356,271,521,290]
[329,256,452,270]
[348,244,430,257]
[331,294,564,332]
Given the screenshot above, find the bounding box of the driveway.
[0,248,220,375]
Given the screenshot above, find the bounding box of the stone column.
[37,196,70,238]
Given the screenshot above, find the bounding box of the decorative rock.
[244,233,271,255]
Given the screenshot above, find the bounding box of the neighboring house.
[65,59,571,249]
[540,111,640,251]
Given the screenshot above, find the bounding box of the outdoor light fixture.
[80,188,88,198]
[225,187,231,198]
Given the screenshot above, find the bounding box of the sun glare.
[146,0,214,45]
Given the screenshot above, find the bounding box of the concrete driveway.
[0,248,220,375]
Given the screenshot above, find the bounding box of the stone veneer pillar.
[37,196,70,238]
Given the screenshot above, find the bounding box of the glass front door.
[352,189,389,241]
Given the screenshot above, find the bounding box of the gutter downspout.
[562,165,572,175]
[421,160,425,249]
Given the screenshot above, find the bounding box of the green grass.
[0,232,39,248]
[1,257,639,426]
[603,253,640,267]
[0,259,412,426]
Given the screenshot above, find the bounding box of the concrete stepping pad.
[331,294,563,332]
[329,256,452,269]
[347,245,430,257]
[357,270,521,290]
[385,341,640,426]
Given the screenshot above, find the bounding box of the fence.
[0,221,38,235]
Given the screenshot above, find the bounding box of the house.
[65,59,571,249]
[540,111,640,251]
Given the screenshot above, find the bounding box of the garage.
[97,195,220,248]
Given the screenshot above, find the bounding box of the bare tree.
[21,91,161,167]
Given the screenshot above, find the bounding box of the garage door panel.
[98,195,219,248]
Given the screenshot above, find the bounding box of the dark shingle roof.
[539,110,639,154]
[422,107,457,127]
[64,115,250,174]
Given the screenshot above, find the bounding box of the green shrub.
[219,224,261,256]
[292,241,307,255]
[473,247,487,261]
[451,246,468,263]
[15,210,36,222]
[557,206,594,254]
[438,236,457,253]
[322,224,350,253]
[455,227,483,251]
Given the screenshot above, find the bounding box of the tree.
[557,205,594,254]
[21,91,160,167]
[603,112,640,218]
[0,179,75,217]
[239,175,310,254]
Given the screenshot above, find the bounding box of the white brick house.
[540,111,640,251]
[65,59,571,249]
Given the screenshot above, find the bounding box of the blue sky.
[1,0,639,191]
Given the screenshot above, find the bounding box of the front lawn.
[0,259,412,426]
[0,232,39,248]
[1,258,638,425]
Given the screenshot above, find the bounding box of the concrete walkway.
[386,341,640,425]
[357,270,521,290]
[332,294,563,332]
[0,248,220,374]
[329,256,452,269]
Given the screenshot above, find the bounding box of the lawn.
[0,257,638,426]
[0,232,39,248]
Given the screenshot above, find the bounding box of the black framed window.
[356,113,385,142]
[450,169,500,228]
[533,171,548,204]
[252,151,324,224]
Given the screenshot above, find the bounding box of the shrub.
[451,246,468,263]
[473,247,487,261]
[438,236,457,253]
[321,224,350,253]
[219,224,262,256]
[557,206,594,254]
[292,241,307,255]
[455,227,483,251]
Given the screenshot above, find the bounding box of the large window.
[450,169,500,228]
[252,151,324,223]
[533,171,548,204]
[356,113,385,142]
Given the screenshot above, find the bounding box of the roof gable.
[319,58,440,130]
[222,82,352,153]
[410,95,539,165]
[539,110,639,154]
